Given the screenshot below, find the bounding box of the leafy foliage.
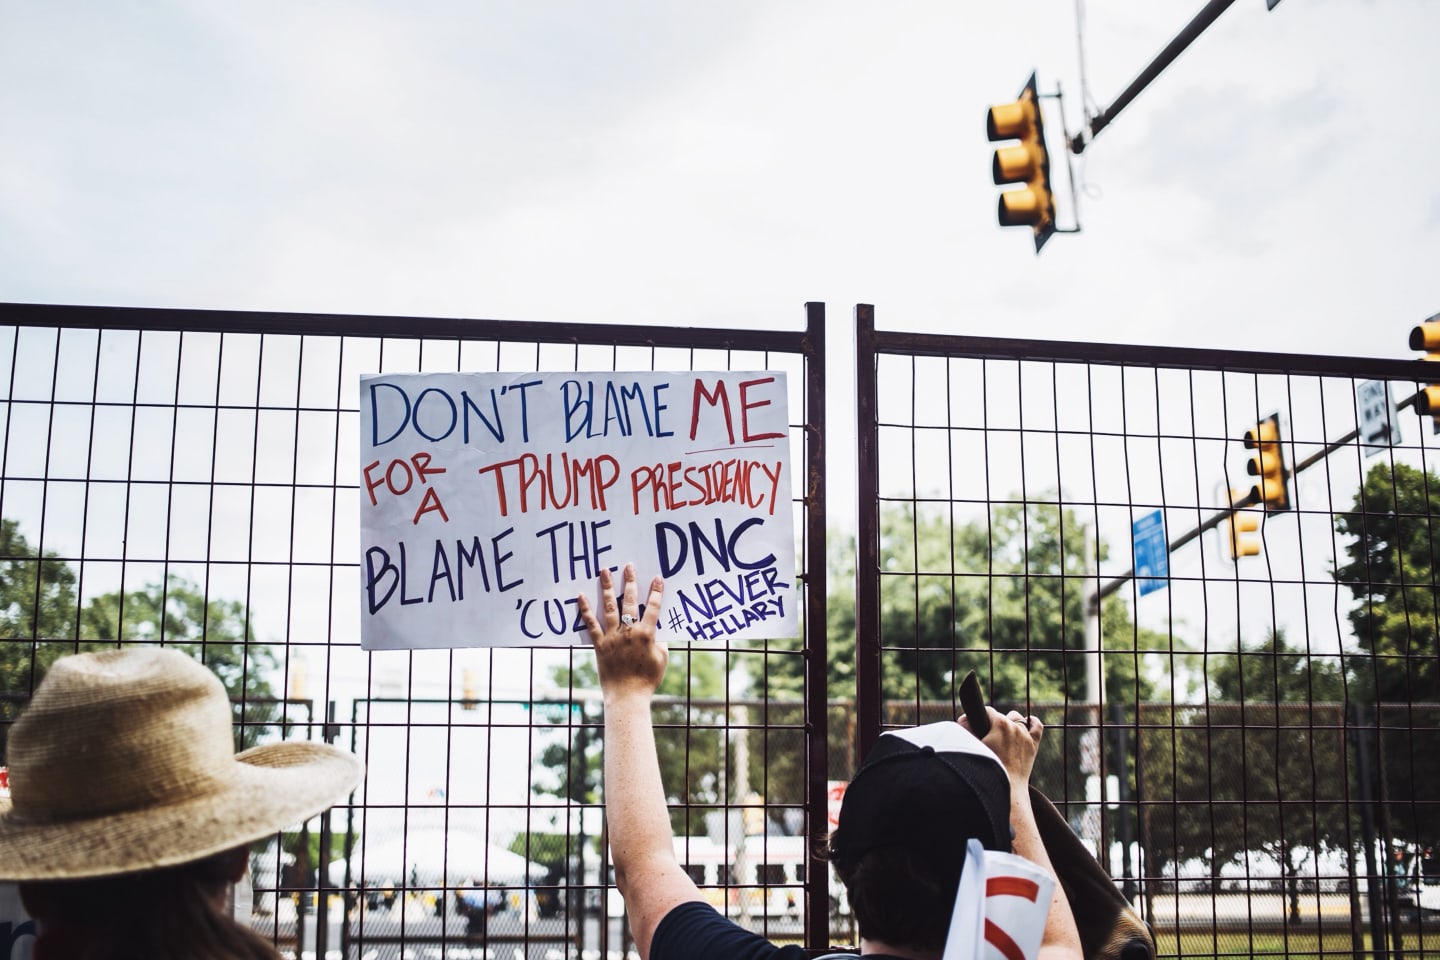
[1334,461,1440,847]
[1207,628,1344,704]
[1334,462,1440,704]
[1,518,278,756]
[815,499,1168,709]
[726,501,1173,799]
[1142,630,1349,889]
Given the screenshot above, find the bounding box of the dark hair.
[828,838,960,953]
[20,847,281,960]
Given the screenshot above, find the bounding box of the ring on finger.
[620,614,637,626]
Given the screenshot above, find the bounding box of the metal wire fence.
[0,302,828,959]
[5,300,1440,959]
[855,304,1440,959]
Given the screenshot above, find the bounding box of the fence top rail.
[859,307,1429,382]
[0,301,817,355]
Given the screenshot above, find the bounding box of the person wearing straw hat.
[0,646,364,960]
[578,563,1082,960]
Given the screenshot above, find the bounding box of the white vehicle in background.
[671,834,840,921]
[331,828,546,916]
[675,834,806,919]
[595,834,848,922]
[1393,843,1440,919]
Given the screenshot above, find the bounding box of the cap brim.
[0,741,363,881]
[881,720,1003,765]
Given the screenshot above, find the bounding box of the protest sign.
[944,839,1056,960]
[360,371,798,649]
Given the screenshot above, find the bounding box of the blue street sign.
[1132,510,1168,596]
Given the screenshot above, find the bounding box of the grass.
[1160,928,1440,959]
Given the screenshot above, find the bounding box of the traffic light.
[987,71,1057,252]
[1244,413,1290,512]
[461,667,478,711]
[1408,316,1440,425]
[288,658,308,700]
[1224,489,1261,560]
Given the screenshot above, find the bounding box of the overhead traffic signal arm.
[987,72,1058,252]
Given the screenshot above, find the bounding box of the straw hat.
[0,646,364,881]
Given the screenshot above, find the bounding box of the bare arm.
[967,707,1084,960]
[578,564,703,958]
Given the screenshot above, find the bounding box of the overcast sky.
[3,1,1434,341]
[3,0,1436,518]
[1,3,1437,835]
[2,2,1437,711]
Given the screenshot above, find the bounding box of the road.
[1145,891,1359,929]
[259,893,851,960]
[264,890,1401,957]
[262,896,634,960]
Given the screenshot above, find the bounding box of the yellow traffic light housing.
[987,72,1057,253]
[1408,318,1440,422]
[461,667,478,711]
[1244,413,1290,512]
[1225,489,1262,560]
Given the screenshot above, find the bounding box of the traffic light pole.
[1085,389,1420,611]
[1069,0,1238,155]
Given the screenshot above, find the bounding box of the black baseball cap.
[830,721,1013,872]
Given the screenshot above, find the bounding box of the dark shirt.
[649,900,908,960]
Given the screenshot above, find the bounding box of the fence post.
[1372,706,1407,960]
[315,700,338,960]
[1354,702,1389,960]
[802,300,831,950]
[1109,702,1137,903]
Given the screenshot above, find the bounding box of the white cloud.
[3,0,1432,349]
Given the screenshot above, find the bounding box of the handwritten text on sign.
[359,371,798,649]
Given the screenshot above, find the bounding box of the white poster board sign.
[360,371,798,649]
[943,840,1055,960]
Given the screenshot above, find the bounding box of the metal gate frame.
[853,302,1439,959]
[9,296,1440,956]
[0,299,833,951]
[854,301,1432,757]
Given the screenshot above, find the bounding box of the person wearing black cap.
[578,563,1082,960]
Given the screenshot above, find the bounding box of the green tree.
[1207,628,1344,704]
[1334,461,1440,848]
[1142,630,1347,920]
[766,502,1171,794]
[78,576,276,694]
[834,499,1165,708]
[1,519,279,756]
[1335,461,1440,704]
[0,518,80,694]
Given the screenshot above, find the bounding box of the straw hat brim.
[0,740,364,882]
